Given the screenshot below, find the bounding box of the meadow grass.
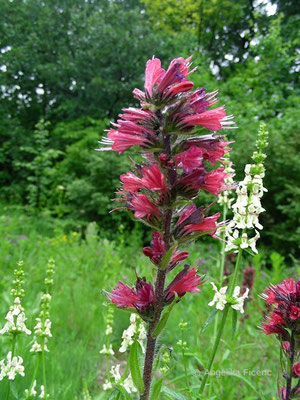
[0,205,298,399]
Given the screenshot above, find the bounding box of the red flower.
[290,305,300,321]
[292,363,300,377]
[111,280,155,313]
[176,204,197,226]
[120,171,143,192]
[143,231,188,268]
[107,128,150,154]
[181,106,227,131]
[144,58,165,95]
[182,213,220,237]
[121,107,153,122]
[141,164,168,192]
[166,81,194,97]
[183,136,230,165]
[129,194,161,219]
[112,282,139,308]
[165,267,203,299]
[200,167,228,195]
[174,146,204,173]
[280,387,286,400]
[262,322,287,336]
[157,57,194,94]
[269,311,286,326]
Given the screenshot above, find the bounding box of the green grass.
[0,205,298,399]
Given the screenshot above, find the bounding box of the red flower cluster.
[262,278,300,337]
[261,278,300,399]
[111,269,204,316]
[100,56,235,317]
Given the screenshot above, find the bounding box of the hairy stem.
[285,330,295,400]
[141,128,173,400]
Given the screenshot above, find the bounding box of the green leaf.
[129,340,144,393]
[150,378,163,400]
[108,389,120,400]
[229,373,264,398]
[231,309,238,339]
[159,245,176,270]
[115,385,132,400]
[152,296,177,338]
[200,308,218,334]
[162,387,187,400]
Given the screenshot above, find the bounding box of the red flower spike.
[165,267,203,299]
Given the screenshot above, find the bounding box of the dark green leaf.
[161,387,187,400]
[231,309,238,339]
[129,340,144,393]
[150,378,163,400]
[152,296,177,338]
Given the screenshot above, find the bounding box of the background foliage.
[0,0,299,256]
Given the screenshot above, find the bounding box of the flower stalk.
[100,56,236,398]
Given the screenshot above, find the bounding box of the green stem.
[27,355,40,399]
[6,334,17,400]
[228,247,243,296]
[41,339,47,399]
[181,331,190,398]
[219,205,228,284]
[213,205,227,340]
[198,306,229,396]
[198,247,243,397]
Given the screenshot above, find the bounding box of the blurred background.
[0,0,299,258]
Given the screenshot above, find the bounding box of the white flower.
[39,385,49,398]
[0,298,31,335]
[231,287,249,314]
[105,325,112,335]
[34,318,52,338]
[99,344,114,356]
[122,374,137,393]
[0,352,25,381]
[25,380,37,397]
[30,341,47,353]
[138,323,147,353]
[208,283,228,310]
[103,380,113,390]
[110,364,121,381]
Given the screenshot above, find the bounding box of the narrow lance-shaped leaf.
[200,308,218,334]
[152,295,178,338]
[231,309,238,339]
[150,378,164,400]
[129,340,144,393]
